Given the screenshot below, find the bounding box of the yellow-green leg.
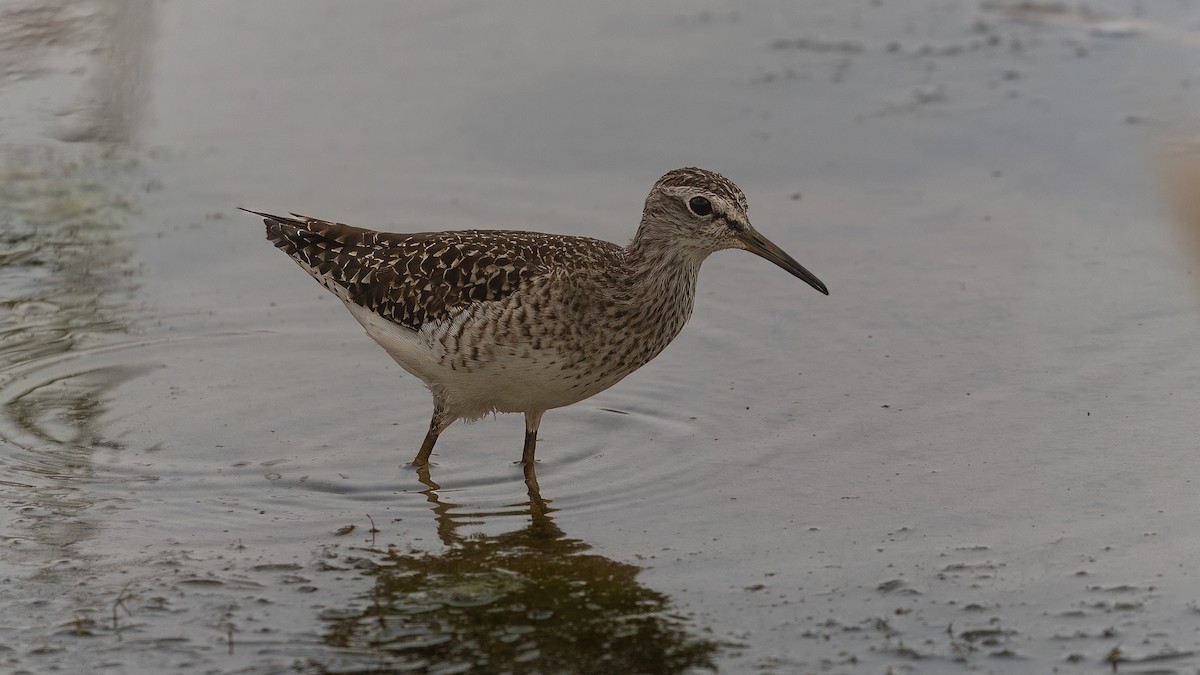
[521,410,544,465]
[411,402,448,466]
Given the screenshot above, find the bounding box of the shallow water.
[4,0,1200,673]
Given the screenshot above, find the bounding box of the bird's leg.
[521,410,544,465]
[410,403,448,467]
[412,430,438,467]
[522,461,549,512]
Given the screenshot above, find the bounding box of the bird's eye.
[688,196,713,217]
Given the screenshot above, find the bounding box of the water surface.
[3,1,1200,673]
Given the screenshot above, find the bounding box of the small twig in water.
[219,610,236,655]
[1107,645,1122,672]
[366,514,379,546]
[112,581,135,635]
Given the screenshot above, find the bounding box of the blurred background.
[2,1,1200,672]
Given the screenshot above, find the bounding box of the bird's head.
[636,167,828,295]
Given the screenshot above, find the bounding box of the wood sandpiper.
[247,167,828,467]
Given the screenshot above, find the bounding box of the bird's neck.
[618,229,707,351]
[625,230,706,296]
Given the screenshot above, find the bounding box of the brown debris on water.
[1159,138,1200,275]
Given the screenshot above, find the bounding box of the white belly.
[342,300,623,421]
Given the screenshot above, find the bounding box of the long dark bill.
[738,228,829,295]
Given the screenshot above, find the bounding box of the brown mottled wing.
[250,210,600,331]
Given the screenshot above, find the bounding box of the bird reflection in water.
[309,463,721,674]
[415,462,559,548]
